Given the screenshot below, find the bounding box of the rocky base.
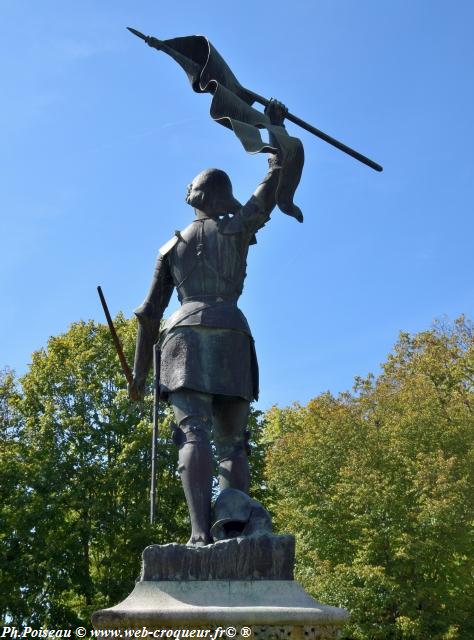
[91,580,349,638]
[141,534,295,581]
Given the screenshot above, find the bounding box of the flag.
[158,35,304,221]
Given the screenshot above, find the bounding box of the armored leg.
[169,389,213,547]
[213,395,250,494]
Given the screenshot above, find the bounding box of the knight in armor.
[129,100,304,546]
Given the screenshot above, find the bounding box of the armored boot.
[216,424,250,495]
[177,420,213,546]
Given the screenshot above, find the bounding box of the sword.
[97,285,160,524]
[150,343,160,525]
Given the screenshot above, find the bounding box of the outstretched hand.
[264,98,288,126]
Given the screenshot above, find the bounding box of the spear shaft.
[97,286,133,386]
[247,89,383,172]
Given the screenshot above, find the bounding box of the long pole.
[247,89,383,172]
[150,343,160,524]
[97,286,133,386]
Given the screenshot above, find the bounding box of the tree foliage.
[264,317,474,640]
[1,317,266,626]
[0,317,188,626]
[3,315,473,636]
[1,368,25,623]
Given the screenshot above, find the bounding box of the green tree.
[0,368,28,623]
[1,317,187,626]
[1,317,265,627]
[264,317,474,640]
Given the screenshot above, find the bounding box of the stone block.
[141,534,295,581]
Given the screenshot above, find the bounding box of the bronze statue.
[129,99,302,546]
[119,30,382,547]
[91,29,375,634]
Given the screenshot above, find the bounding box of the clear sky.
[1,1,473,409]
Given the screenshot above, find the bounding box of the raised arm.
[251,100,289,215]
[231,99,304,240]
[129,254,174,400]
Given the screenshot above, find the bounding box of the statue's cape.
[160,35,304,222]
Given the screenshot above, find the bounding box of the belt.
[181,294,238,304]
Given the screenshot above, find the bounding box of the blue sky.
[1,1,473,408]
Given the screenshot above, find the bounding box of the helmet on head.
[188,168,242,214]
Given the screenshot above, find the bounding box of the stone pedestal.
[92,580,348,638]
[92,537,349,638]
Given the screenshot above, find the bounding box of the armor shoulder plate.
[159,223,196,256]
[159,235,179,257]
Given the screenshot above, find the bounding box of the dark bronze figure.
[129,100,302,546]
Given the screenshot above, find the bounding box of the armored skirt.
[159,325,259,402]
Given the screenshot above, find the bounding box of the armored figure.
[129,100,304,546]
